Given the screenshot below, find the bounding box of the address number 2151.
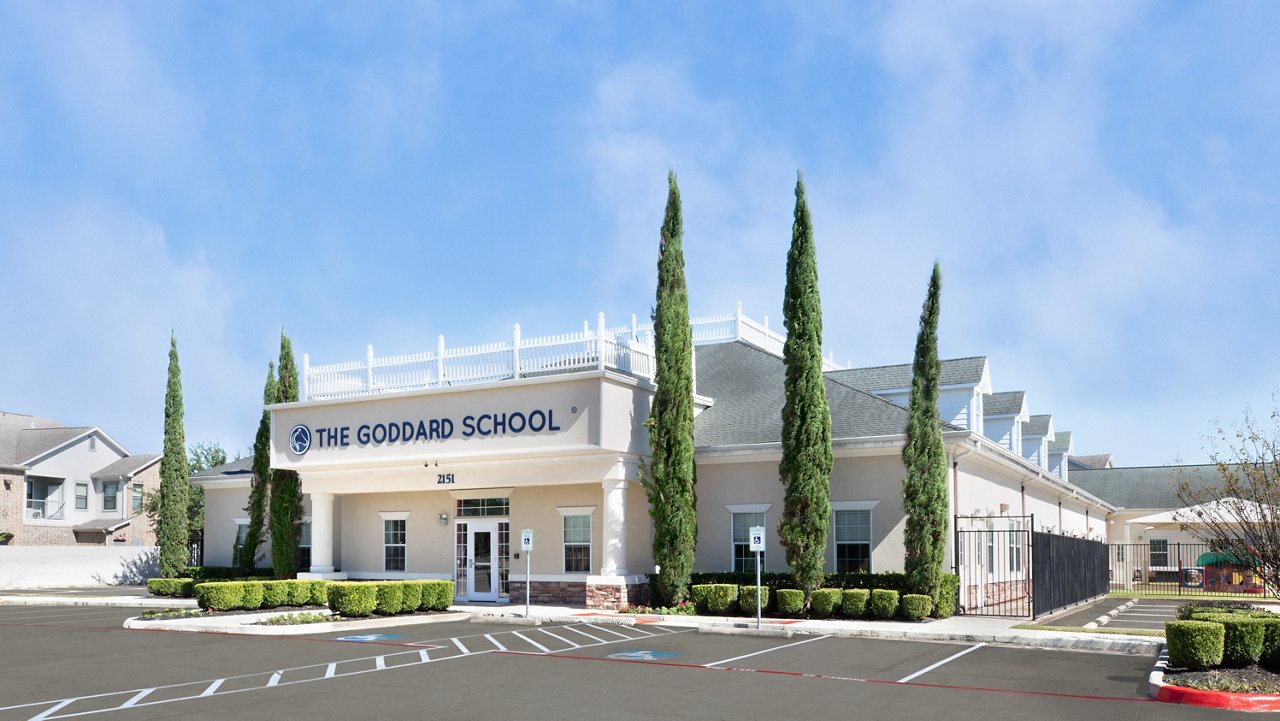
[437,473,455,485]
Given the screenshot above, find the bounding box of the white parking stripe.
[704,635,831,668]
[484,633,507,651]
[120,690,152,708]
[561,625,606,643]
[897,643,986,683]
[623,625,657,636]
[536,628,580,648]
[511,630,551,652]
[199,679,224,697]
[29,698,75,721]
[266,672,283,687]
[451,637,469,655]
[418,649,430,662]
[589,625,634,639]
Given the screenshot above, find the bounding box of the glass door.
[467,521,499,601]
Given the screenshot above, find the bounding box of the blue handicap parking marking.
[335,633,402,642]
[607,650,681,661]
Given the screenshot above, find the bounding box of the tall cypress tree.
[158,333,190,578]
[901,262,948,604]
[270,331,305,578]
[244,363,275,570]
[778,172,833,599]
[642,171,698,605]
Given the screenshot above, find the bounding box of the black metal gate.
[1031,531,1108,617]
[954,516,1032,617]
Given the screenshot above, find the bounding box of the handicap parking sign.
[336,634,402,642]
[607,650,681,661]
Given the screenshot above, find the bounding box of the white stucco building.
[194,308,1114,609]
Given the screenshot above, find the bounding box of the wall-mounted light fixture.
[437,513,449,525]
[2,479,9,491]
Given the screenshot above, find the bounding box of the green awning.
[1196,550,1260,567]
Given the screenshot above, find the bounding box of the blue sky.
[2,1,1277,466]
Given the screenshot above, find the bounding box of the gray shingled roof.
[92,454,161,479]
[983,391,1026,416]
[1022,414,1053,437]
[0,412,86,465]
[826,356,987,392]
[1068,453,1113,471]
[191,456,254,480]
[692,342,957,447]
[1070,465,1220,509]
[1048,431,1073,454]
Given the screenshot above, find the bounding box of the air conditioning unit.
[31,510,42,519]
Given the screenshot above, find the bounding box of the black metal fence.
[1107,542,1272,598]
[1031,531,1108,617]
[955,516,1032,618]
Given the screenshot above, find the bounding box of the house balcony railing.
[25,498,64,520]
[302,304,845,402]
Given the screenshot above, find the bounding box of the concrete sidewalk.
[0,588,1164,655]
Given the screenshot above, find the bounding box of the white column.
[310,493,336,573]
[601,480,628,576]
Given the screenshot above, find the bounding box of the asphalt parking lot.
[0,605,1247,720]
[1049,598,1179,631]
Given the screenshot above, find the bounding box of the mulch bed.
[1165,666,1280,694]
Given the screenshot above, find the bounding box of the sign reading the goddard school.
[289,407,565,456]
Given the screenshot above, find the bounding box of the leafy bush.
[869,589,899,619]
[375,583,404,615]
[183,566,274,581]
[262,581,291,608]
[934,575,959,619]
[1259,618,1280,669]
[776,589,805,617]
[309,581,330,606]
[285,580,313,606]
[901,594,933,621]
[1166,620,1225,671]
[401,581,423,612]
[147,578,194,597]
[257,612,332,626]
[1177,600,1257,620]
[841,588,870,618]
[810,589,841,619]
[681,571,911,594]
[738,585,770,615]
[1201,613,1267,668]
[689,585,710,612]
[421,580,454,611]
[329,582,378,617]
[195,581,244,611]
[690,584,737,615]
[240,581,265,610]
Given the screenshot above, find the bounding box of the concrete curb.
[1083,598,1139,630]
[692,623,1162,654]
[0,595,199,609]
[1147,645,1280,711]
[124,611,470,636]
[469,615,543,626]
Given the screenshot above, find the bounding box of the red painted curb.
[1156,682,1280,712]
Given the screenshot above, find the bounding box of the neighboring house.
[0,411,160,546]
[196,308,1115,609]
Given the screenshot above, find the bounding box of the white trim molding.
[448,487,514,500]
[725,503,771,514]
[378,511,411,521]
[556,505,597,516]
[830,500,879,512]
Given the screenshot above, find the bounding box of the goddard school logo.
[289,424,312,455]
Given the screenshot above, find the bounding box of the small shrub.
[1177,600,1258,620]
[689,585,711,613]
[262,581,290,609]
[240,581,265,610]
[698,584,737,615]
[738,585,770,614]
[375,583,404,615]
[1260,618,1280,669]
[869,589,899,619]
[1166,620,1225,671]
[285,580,312,606]
[147,578,195,598]
[810,589,841,619]
[195,581,244,611]
[421,580,454,611]
[841,588,870,618]
[401,581,423,612]
[309,581,330,607]
[1202,613,1267,668]
[329,582,379,617]
[934,575,959,619]
[257,612,332,626]
[776,589,805,617]
[901,594,933,621]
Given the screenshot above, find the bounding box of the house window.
[75,483,88,510]
[384,519,407,572]
[233,520,249,566]
[102,481,119,512]
[1008,519,1023,573]
[562,514,591,574]
[296,521,312,571]
[131,484,144,512]
[833,509,872,573]
[1116,545,1127,563]
[456,498,509,517]
[732,512,765,572]
[1150,539,1169,568]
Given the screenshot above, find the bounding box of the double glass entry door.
[455,521,506,602]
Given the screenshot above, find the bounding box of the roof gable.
[983,391,1026,417]
[826,356,988,392]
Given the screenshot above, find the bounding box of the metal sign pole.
[525,548,531,618]
[755,550,762,630]
[521,528,533,619]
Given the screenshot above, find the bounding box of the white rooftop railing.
[301,303,845,402]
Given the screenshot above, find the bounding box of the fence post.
[513,324,521,380]
[301,353,310,402]
[736,300,743,340]
[597,312,607,371]
[1177,542,1182,597]
[436,335,445,387]
[366,345,374,391]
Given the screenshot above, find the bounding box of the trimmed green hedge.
[1176,600,1257,620]
[683,571,913,594]
[935,574,959,619]
[1260,618,1280,668]
[842,588,870,618]
[182,566,275,581]
[1201,613,1267,668]
[147,578,194,597]
[262,580,291,608]
[901,594,933,621]
[240,581,265,611]
[401,581,423,611]
[776,589,804,617]
[810,589,841,619]
[195,582,245,611]
[870,589,899,619]
[329,583,379,617]
[375,583,404,615]
[422,580,454,611]
[1166,620,1225,671]
[690,584,737,615]
[738,585,770,614]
